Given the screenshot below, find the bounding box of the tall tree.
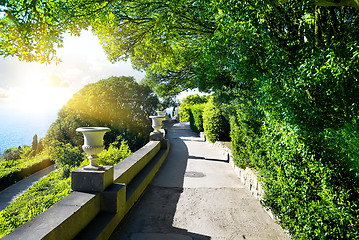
[44,76,159,150]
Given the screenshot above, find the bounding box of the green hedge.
[179,94,208,122]
[203,98,230,143]
[189,103,206,133]
[0,151,54,191]
[217,87,359,239]
[259,118,359,239]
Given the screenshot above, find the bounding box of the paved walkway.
[0,164,56,211]
[110,122,289,240]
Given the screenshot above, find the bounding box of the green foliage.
[47,141,85,178]
[259,118,359,239]
[18,145,33,159]
[0,150,48,180]
[203,97,230,143]
[44,76,159,151]
[2,0,359,238]
[179,94,208,122]
[322,120,359,187]
[229,116,262,169]
[188,103,206,133]
[1,147,21,161]
[98,138,132,166]
[0,169,71,238]
[0,0,110,63]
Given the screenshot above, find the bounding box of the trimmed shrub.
[179,105,191,122]
[189,103,206,133]
[179,94,208,122]
[203,98,230,143]
[259,117,359,239]
[229,101,264,168]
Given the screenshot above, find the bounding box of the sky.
[0,26,203,152]
[0,30,146,115]
[0,29,203,119]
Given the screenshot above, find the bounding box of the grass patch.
[0,169,71,238]
[0,152,50,180]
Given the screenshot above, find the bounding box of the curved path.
[0,164,56,211]
[109,122,290,240]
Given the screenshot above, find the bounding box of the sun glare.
[8,72,73,115]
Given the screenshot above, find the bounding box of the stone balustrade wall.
[3,140,170,240]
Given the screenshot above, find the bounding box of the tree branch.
[277,0,359,9]
[314,0,359,9]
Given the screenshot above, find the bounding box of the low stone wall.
[2,140,170,240]
[206,140,290,239]
[206,137,288,233]
[205,139,263,200]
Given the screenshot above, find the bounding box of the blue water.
[0,107,175,155]
[0,108,58,155]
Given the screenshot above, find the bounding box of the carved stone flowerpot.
[76,127,110,170]
[156,110,166,117]
[149,116,165,132]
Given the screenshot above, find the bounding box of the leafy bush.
[228,101,264,168]
[203,98,230,143]
[0,152,50,180]
[1,148,21,161]
[259,118,359,239]
[98,138,132,166]
[323,119,359,185]
[179,94,208,122]
[47,141,85,178]
[189,103,206,133]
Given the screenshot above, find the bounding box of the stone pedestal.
[150,130,164,141]
[71,166,113,193]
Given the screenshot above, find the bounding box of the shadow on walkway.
[188,155,229,163]
[110,122,290,240]
[110,122,210,240]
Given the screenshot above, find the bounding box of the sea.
[0,107,176,156]
[0,108,58,155]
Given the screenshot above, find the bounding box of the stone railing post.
[72,127,113,193]
[149,115,165,141]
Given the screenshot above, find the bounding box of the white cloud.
[88,58,106,72]
[64,68,83,77]
[44,74,70,88]
[80,75,93,85]
[0,88,9,98]
[0,29,146,110]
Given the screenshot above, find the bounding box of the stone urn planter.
[156,110,166,117]
[149,116,165,132]
[76,127,110,170]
